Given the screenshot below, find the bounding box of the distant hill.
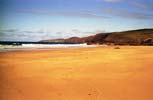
[41,29,153,45]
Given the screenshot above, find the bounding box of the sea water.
[0,43,97,52]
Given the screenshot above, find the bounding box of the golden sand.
[0,46,153,100]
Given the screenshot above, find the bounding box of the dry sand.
[0,46,153,100]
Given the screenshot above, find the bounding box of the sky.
[0,0,153,41]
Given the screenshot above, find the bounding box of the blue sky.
[0,0,153,41]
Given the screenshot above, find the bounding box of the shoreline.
[0,45,152,53]
[0,44,98,53]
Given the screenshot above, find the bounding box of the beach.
[0,46,153,100]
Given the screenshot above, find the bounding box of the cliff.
[41,29,153,45]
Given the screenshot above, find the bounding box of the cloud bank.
[0,29,97,41]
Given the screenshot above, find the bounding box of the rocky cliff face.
[41,29,153,45]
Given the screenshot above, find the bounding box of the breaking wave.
[0,43,97,52]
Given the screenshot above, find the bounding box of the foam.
[0,43,97,52]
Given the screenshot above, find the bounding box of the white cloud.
[103,0,121,3]
[102,7,153,20]
[132,1,153,11]
[18,10,108,19]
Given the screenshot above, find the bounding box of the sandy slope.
[0,46,153,100]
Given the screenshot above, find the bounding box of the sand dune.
[0,46,153,100]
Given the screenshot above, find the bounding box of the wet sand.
[0,46,153,100]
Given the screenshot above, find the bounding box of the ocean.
[0,41,97,52]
